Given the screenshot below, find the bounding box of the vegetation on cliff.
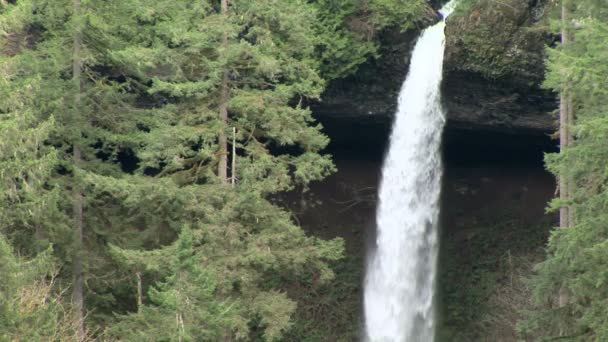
[443,1,608,340]
[445,0,553,85]
[520,1,608,340]
[5,0,608,340]
[313,0,430,79]
[0,0,429,340]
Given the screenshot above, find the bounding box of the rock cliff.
[314,0,558,143]
[443,0,556,133]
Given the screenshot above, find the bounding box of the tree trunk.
[72,0,85,339]
[559,0,572,229]
[231,127,236,187]
[566,95,575,228]
[136,271,143,313]
[217,0,229,184]
[72,147,84,340]
[558,95,570,228]
[558,0,573,309]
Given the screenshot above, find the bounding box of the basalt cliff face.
[314,0,557,149]
[443,0,556,133]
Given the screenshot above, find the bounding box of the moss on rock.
[445,0,555,86]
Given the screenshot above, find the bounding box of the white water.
[364,2,456,341]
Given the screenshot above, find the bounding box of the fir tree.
[0,0,443,339]
[311,0,428,79]
[0,233,80,340]
[106,228,231,341]
[99,2,346,338]
[520,3,608,340]
[0,0,162,334]
[112,0,336,191]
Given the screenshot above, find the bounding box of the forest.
[1,0,607,341]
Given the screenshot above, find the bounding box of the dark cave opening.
[285,114,558,339]
[319,113,558,167]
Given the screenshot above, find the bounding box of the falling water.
[363,2,456,341]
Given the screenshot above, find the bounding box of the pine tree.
[310,0,428,79]
[0,233,80,340]
[0,0,67,259]
[106,228,231,341]
[520,2,608,339]
[71,0,85,336]
[112,0,335,192]
[0,0,365,339]
[100,1,345,338]
[0,0,163,333]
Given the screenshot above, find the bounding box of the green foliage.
[104,185,345,340]
[0,109,63,255]
[522,5,608,341]
[311,0,428,79]
[0,0,437,339]
[0,0,352,339]
[281,256,362,342]
[123,0,335,193]
[0,0,170,326]
[444,0,551,83]
[0,234,78,340]
[437,211,551,342]
[100,1,346,336]
[107,228,232,341]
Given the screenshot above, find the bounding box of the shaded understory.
[279,126,557,341]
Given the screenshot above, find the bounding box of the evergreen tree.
[98,1,346,338]
[2,0,345,339]
[520,2,608,340]
[0,0,68,259]
[0,0,448,339]
[106,228,231,341]
[311,0,428,79]
[0,234,79,340]
[111,0,335,191]
[0,0,163,334]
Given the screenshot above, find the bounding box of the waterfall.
[363,2,456,341]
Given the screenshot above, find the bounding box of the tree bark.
[217,0,229,184]
[231,127,236,187]
[559,0,572,229]
[72,0,85,339]
[567,95,575,228]
[136,271,143,313]
[558,96,570,228]
[558,0,573,309]
[72,147,84,340]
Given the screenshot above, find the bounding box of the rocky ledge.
[313,0,558,141]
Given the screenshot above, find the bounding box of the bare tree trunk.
[566,94,575,228]
[217,0,229,184]
[558,0,573,310]
[558,95,570,228]
[72,147,84,340]
[136,271,143,313]
[559,0,572,230]
[72,0,85,339]
[231,127,236,187]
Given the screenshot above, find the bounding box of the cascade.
[363,2,456,341]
